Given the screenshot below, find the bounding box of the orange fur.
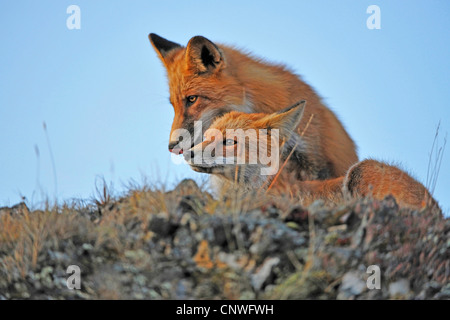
[149,34,358,179]
[191,105,440,211]
[343,159,439,210]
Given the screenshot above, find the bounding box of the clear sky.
[0,1,449,214]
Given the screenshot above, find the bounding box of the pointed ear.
[264,100,306,138]
[185,36,224,74]
[149,33,182,63]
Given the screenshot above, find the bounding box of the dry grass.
[0,176,447,300]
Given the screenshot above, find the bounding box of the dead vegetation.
[0,179,448,299]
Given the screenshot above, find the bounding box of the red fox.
[149,34,358,181]
[184,100,439,211]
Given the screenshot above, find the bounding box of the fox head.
[183,100,306,187]
[149,33,253,154]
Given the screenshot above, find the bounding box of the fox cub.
[149,33,357,181]
[184,101,439,210]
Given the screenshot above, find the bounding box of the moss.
[0,179,447,299]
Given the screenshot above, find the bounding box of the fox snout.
[168,141,183,155]
[183,149,196,162]
[182,144,219,174]
[183,144,214,163]
[169,138,199,155]
[168,122,203,155]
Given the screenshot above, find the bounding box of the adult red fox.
[149,34,358,181]
[184,101,439,210]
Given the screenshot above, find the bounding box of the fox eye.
[186,95,198,106]
[224,139,237,146]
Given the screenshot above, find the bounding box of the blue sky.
[0,1,448,214]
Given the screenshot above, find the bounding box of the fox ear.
[265,100,306,138]
[185,36,224,74]
[149,33,182,63]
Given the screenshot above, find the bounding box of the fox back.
[149,34,358,180]
[343,159,438,210]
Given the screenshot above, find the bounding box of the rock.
[389,279,411,298]
[13,282,30,299]
[134,274,147,287]
[338,271,366,299]
[434,283,450,299]
[82,243,94,252]
[148,212,174,236]
[0,179,447,300]
[284,206,309,229]
[251,257,280,291]
[172,179,201,196]
[0,202,29,216]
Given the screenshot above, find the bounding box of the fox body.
[185,101,439,210]
[149,34,358,181]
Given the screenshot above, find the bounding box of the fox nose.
[168,141,183,155]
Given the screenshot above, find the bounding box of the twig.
[43,122,58,202]
[266,114,315,192]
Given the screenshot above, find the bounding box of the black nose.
[168,141,178,150]
[168,141,184,154]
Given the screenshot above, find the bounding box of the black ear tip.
[276,100,307,115]
[295,100,307,107]
[149,34,182,55]
[148,33,160,43]
[290,100,307,113]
